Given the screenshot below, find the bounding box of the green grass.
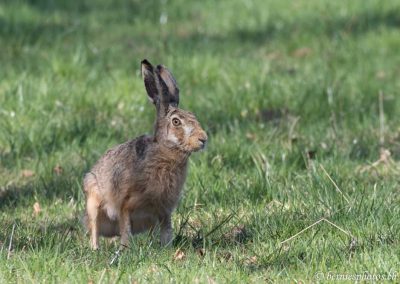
[1,0,400,282]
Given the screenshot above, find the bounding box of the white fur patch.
[105,203,119,220]
[167,132,179,144]
[183,125,193,138]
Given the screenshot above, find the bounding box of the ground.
[0,0,399,282]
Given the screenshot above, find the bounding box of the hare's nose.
[199,138,207,145]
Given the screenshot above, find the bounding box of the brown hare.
[83,59,208,250]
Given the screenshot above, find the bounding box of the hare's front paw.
[120,210,132,249]
[90,239,99,250]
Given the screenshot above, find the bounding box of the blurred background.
[1,0,400,156]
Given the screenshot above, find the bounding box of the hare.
[83,59,208,250]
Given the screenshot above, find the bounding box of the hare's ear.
[141,59,179,115]
[156,65,180,107]
[141,59,160,105]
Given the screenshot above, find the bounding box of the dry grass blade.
[7,223,16,259]
[280,218,325,245]
[323,218,355,239]
[379,91,385,145]
[320,164,350,204]
[280,218,355,245]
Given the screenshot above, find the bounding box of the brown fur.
[83,60,207,249]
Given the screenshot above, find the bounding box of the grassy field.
[1,0,400,282]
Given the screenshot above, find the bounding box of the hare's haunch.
[83,60,208,249]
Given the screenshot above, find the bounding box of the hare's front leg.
[159,214,173,246]
[86,194,101,250]
[119,207,132,248]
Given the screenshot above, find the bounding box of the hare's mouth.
[193,138,207,152]
[198,138,207,149]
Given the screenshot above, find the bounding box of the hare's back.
[88,135,153,190]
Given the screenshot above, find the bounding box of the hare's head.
[141,59,208,153]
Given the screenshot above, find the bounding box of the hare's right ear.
[141,59,160,105]
[156,65,179,107]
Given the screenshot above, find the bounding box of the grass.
[1,0,400,282]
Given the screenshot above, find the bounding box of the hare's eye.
[172,118,181,126]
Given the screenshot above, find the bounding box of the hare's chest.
[144,164,187,206]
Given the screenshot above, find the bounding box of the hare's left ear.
[141,59,160,105]
[156,65,180,107]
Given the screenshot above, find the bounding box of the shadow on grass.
[0,174,85,252]
[0,174,82,211]
[0,216,84,252]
